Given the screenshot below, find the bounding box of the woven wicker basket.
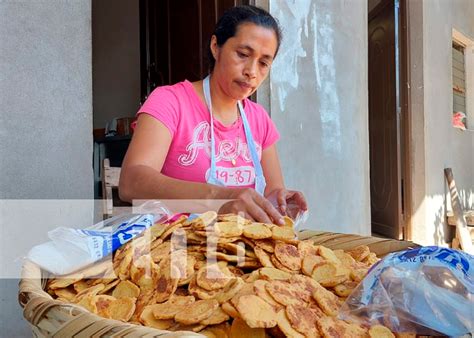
[18,231,416,337]
[19,260,202,337]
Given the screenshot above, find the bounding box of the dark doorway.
[368,0,409,239]
[139,0,249,103]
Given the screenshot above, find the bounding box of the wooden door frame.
[398,0,413,241]
[401,0,429,243]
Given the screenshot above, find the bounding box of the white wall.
[411,0,474,245]
[0,1,93,200]
[269,0,370,235]
[0,0,94,335]
[92,0,140,129]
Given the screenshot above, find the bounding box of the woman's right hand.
[218,188,285,225]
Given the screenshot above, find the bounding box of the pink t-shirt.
[137,80,280,189]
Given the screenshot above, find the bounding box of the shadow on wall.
[443,168,473,211]
[432,202,454,246]
[439,172,472,246]
[458,189,474,210]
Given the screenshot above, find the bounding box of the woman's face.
[211,23,278,100]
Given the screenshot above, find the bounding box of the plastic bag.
[339,246,474,336]
[27,201,171,275]
[291,207,309,232]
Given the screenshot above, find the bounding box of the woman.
[119,5,307,225]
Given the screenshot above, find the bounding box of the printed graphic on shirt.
[205,166,256,187]
[177,121,261,167]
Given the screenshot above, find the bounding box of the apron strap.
[203,75,266,195]
[203,76,218,175]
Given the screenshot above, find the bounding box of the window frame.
[452,29,474,128]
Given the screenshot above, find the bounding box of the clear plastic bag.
[290,206,309,232]
[267,196,309,231]
[27,201,172,275]
[339,246,474,336]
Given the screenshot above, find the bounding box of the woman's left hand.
[266,189,308,219]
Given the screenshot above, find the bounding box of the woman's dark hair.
[208,5,282,72]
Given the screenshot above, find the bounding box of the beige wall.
[410,0,474,246]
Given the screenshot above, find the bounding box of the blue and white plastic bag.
[27,213,165,275]
[339,246,474,336]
